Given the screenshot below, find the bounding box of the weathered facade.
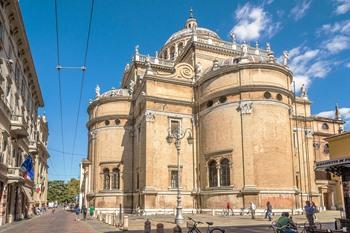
[0,1,48,225]
[81,13,344,214]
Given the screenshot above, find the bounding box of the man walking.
[304,201,315,226]
[265,201,273,221]
[250,202,256,219]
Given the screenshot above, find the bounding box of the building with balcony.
[80,11,344,215]
[0,1,48,225]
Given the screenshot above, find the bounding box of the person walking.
[75,205,81,221]
[89,205,95,219]
[265,201,273,221]
[250,202,256,219]
[304,201,315,226]
[82,205,87,220]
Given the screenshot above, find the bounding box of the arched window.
[111,168,120,190]
[178,42,184,53]
[220,159,230,186]
[103,168,110,190]
[209,160,217,187]
[322,123,329,130]
[170,46,175,60]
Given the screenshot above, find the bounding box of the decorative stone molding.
[236,101,253,114]
[145,110,155,122]
[176,63,194,80]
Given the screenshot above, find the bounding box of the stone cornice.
[145,75,194,87]
[145,96,194,107]
[199,84,294,104]
[193,41,242,57]
[198,63,293,86]
[312,116,344,124]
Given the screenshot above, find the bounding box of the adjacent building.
[81,12,344,214]
[0,1,48,225]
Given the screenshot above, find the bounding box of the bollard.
[144,219,151,233]
[108,214,112,225]
[212,209,215,216]
[157,223,164,233]
[173,225,182,233]
[123,215,128,231]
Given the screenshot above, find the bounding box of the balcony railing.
[10,114,28,137]
[7,167,24,183]
[133,54,174,67]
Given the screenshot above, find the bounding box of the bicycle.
[271,221,297,233]
[187,217,225,233]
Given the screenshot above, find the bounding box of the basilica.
[80,11,344,215]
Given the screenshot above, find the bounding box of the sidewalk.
[85,210,341,232]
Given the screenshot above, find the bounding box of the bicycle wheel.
[210,228,225,233]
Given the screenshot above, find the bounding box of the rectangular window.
[0,21,3,41]
[170,170,179,189]
[136,172,139,189]
[169,118,181,133]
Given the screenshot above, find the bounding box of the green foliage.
[48,178,80,203]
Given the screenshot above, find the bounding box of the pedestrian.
[265,201,273,221]
[89,205,95,219]
[250,202,256,219]
[226,202,233,216]
[82,205,87,220]
[75,205,81,221]
[52,207,55,214]
[304,201,315,226]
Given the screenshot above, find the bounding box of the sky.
[19,0,350,181]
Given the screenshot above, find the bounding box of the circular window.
[115,119,121,125]
[276,94,283,101]
[264,91,272,99]
[322,123,329,130]
[105,120,110,126]
[219,96,227,103]
[207,100,213,108]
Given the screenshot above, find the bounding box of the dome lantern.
[185,8,197,29]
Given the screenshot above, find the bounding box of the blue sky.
[19,0,350,181]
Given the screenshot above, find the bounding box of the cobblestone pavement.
[84,211,340,233]
[0,210,340,233]
[0,208,94,233]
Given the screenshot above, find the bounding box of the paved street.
[0,209,94,233]
[0,209,340,233]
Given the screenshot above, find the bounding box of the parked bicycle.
[187,217,225,233]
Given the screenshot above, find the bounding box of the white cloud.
[290,0,312,21]
[323,35,350,53]
[346,62,350,68]
[321,20,350,35]
[334,0,350,15]
[288,47,333,90]
[317,107,350,130]
[231,3,280,41]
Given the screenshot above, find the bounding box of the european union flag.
[21,155,34,180]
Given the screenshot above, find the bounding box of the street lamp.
[166,127,193,225]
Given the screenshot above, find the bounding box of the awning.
[21,186,34,203]
[315,157,350,176]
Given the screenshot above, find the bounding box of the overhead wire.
[54,0,66,176]
[69,0,95,175]
[48,147,86,157]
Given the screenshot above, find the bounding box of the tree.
[48,179,80,204]
[67,178,80,202]
[47,180,68,203]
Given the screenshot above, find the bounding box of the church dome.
[160,9,220,60]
